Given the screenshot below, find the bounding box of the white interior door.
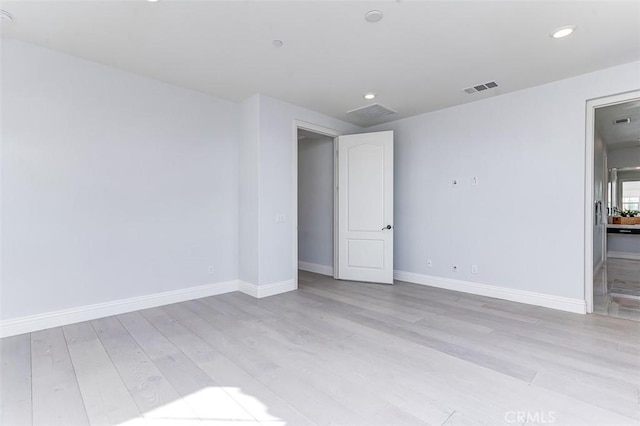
[337,130,394,284]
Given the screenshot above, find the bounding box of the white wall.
[369,61,640,300]
[256,95,360,286]
[1,40,240,320]
[298,136,334,268]
[239,95,260,285]
[4,38,640,323]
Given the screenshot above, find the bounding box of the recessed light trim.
[363,93,376,100]
[272,40,284,48]
[551,25,576,39]
[147,0,159,2]
[365,10,383,23]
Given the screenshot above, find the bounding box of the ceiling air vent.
[463,81,499,95]
[614,117,631,124]
[347,103,398,123]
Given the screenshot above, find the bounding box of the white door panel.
[338,131,393,284]
[347,143,385,231]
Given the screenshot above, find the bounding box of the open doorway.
[293,122,341,285]
[297,128,337,278]
[586,91,640,320]
[293,122,395,287]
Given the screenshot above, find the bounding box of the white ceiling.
[596,100,640,150]
[2,1,640,127]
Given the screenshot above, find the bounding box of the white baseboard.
[0,280,239,338]
[608,251,640,260]
[394,270,586,314]
[238,279,297,298]
[298,261,333,276]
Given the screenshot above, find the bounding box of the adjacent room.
[593,100,640,320]
[1,1,640,425]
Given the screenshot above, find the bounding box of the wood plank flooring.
[2,270,639,425]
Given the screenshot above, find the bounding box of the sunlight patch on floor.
[118,387,285,425]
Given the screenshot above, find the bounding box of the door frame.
[584,90,640,313]
[293,120,343,283]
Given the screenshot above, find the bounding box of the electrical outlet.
[472,177,479,186]
[452,179,459,187]
[471,264,478,274]
[426,259,432,267]
[208,265,215,274]
[275,214,286,223]
[452,264,458,272]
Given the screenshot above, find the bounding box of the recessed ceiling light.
[365,10,383,23]
[147,0,159,2]
[0,9,13,22]
[363,93,376,100]
[551,25,576,39]
[272,40,283,48]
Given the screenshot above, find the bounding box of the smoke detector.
[365,10,383,23]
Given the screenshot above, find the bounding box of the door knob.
[382,225,392,230]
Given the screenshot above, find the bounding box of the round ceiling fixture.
[551,25,576,39]
[0,9,14,22]
[365,10,383,23]
[272,40,284,48]
[363,93,376,100]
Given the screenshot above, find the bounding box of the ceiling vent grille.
[347,103,398,122]
[463,81,499,95]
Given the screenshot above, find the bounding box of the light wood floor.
[2,271,640,425]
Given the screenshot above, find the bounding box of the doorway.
[296,127,337,278]
[293,122,341,284]
[293,122,395,286]
[586,90,640,319]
